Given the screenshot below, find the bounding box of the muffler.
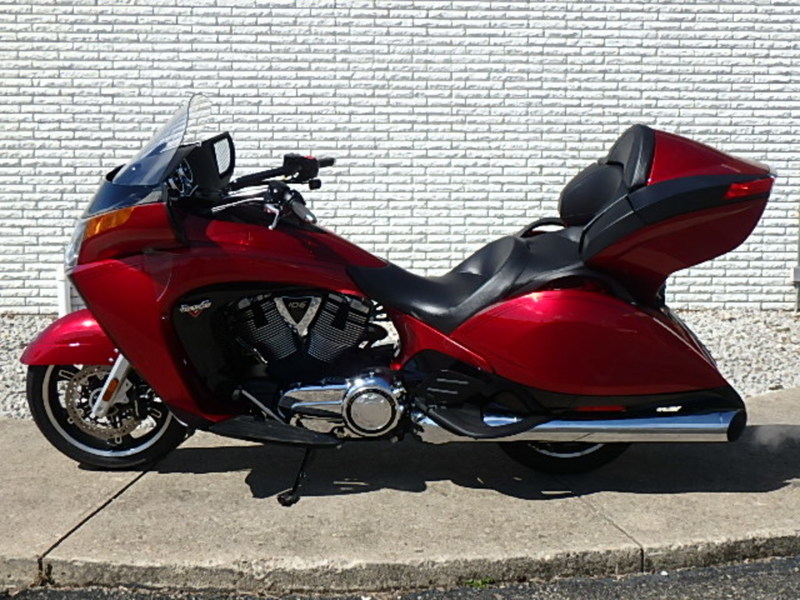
[412,409,747,445]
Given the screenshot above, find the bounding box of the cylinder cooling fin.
[307,294,370,362]
[225,290,372,366]
[230,294,299,361]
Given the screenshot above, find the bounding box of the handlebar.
[229,154,335,191]
[228,166,287,191]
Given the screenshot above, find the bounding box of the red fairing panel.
[70,212,386,421]
[648,130,770,183]
[20,309,117,366]
[451,290,727,396]
[182,215,386,273]
[390,311,492,372]
[79,203,181,263]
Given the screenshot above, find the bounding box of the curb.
[2,535,796,594]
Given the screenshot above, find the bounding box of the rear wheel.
[27,364,188,470]
[499,441,629,474]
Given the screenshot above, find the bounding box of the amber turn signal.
[84,206,135,240]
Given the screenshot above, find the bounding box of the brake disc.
[64,365,139,440]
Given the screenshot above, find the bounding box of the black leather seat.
[349,125,656,333]
[349,236,530,334]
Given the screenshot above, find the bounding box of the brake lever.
[212,190,283,230]
[264,203,282,230]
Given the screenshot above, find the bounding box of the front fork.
[91,354,133,418]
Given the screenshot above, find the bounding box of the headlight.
[64,219,87,272]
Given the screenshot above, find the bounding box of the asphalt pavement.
[2,388,800,595]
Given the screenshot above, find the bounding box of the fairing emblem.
[179,299,212,318]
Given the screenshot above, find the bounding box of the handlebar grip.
[229,166,287,191]
[318,157,336,168]
[290,199,317,225]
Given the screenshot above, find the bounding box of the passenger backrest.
[558,125,655,226]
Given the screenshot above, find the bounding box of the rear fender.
[20,309,117,366]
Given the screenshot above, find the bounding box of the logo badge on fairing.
[178,299,212,318]
[274,296,321,338]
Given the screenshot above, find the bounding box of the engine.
[220,290,394,389]
[173,287,400,437]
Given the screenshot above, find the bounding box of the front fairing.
[68,213,386,421]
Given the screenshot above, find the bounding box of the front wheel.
[27,364,188,470]
[499,441,629,474]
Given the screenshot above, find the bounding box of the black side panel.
[532,384,745,413]
[209,415,339,446]
[404,350,545,415]
[578,196,646,260]
[172,286,276,402]
[626,174,764,224]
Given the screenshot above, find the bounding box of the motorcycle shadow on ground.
[151,438,570,501]
[148,424,800,501]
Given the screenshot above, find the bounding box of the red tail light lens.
[724,177,774,200]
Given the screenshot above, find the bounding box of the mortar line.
[554,475,646,572]
[37,470,149,563]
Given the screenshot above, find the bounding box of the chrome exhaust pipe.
[412,409,746,445]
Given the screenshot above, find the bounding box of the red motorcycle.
[22,97,774,504]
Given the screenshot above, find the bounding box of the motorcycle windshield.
[85,96,213,216]
[113,95,211,186]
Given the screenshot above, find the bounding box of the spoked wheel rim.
[41,364,175,459]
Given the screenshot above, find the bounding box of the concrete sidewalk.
[3,389,800,594]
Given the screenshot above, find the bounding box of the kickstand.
[277,446,316,507]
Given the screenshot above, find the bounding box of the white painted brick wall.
[1,0,798,314]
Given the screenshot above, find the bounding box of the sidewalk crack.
[37,471,148,566]
[554,475,646,573]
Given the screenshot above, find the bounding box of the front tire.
[499,441,629,474]
[27,364,188,470]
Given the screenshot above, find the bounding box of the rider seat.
[350,236,531,334]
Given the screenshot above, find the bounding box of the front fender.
[20,309,117,365]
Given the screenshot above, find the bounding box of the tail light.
[724,177,774,200]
